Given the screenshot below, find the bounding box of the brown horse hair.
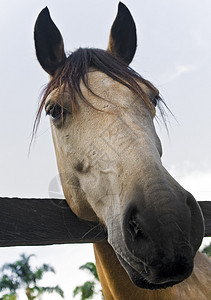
[32,47,167,139]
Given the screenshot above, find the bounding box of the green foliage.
[79,263,99,281]
[0,254,64,300]
[0,274,19,293]
[0,293,16,300]
[73,281,95,300]
[73,262,104,300]
[202,243,211,257]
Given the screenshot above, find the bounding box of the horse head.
[34,2,204,290]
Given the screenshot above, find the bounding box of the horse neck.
[94,241,211,300]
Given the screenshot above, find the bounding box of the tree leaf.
[79,263,99,281]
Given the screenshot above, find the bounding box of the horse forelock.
[33,47,168,138]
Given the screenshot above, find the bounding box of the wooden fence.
[0,198,210,247]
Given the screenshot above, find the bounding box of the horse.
[33,3,211,299]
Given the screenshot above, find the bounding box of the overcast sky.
[0,0,211,299]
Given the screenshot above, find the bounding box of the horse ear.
[107,2,137,65]
[34,7,66,76]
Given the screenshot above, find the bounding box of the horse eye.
[151,95,159,107]
[46,104,66,122]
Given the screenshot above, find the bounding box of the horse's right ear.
[34,7,66,76]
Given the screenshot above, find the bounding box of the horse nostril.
[124,209,152,260]
[128,214,148,242]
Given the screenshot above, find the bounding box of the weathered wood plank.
[0,198,106,247]
[0,198,210,247]
[198,201,211,237]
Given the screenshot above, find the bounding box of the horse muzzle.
[115,185,205,289]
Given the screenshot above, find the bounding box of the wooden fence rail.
[0,198,106,247]
[0,198,210,247]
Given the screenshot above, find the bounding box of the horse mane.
[33,47,166,135]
